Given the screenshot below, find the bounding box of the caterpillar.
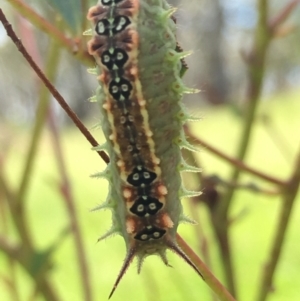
[86,0,202,297]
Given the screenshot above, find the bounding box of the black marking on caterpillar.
[87,0,203,297]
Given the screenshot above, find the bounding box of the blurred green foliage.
[0,0,300,301]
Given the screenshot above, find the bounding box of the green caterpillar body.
[87,0,202,296]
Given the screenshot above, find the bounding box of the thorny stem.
[256,150,300,301]
[5,0,93,65]
[48,110,93,301]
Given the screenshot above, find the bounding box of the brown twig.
[177,234,236,301]
[268,0,300,34]
[186,127,286,187]
[0,8,109,164]
[188,200,217,301]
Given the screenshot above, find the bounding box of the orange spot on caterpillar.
[158,185,168,195]
[130,66,138,76]
[145,129,153,137]
[126,218,135,234]
[131,0,140,8]
[102,103,110,110]
[117,160,124,168]
[130,30,139,47]
[123,188,132,199]
[138,99,146,106]
[153,157,160,164]
[162,213,174,228]
[97,73,105,83]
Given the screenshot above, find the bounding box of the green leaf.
[44,0,82,34]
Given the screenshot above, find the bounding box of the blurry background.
[0,0,300,301]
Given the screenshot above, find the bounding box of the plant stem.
[219,0,270,219]
[177,234,236,301]
[0,178,61,301]
[256,150,300,301]
[16,36,59,203]
[211,0,271,295]
[0,178,21,301]
[213,223,236,297]
[35,278,62,301]
[48,110,93,301]
[186,127,285,187]
[0,172,33,247]
[81,0,89,33]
